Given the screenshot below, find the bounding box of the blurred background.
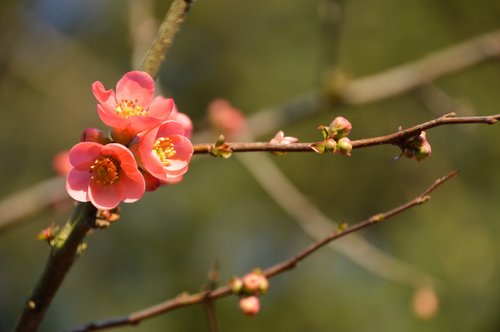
[1,0,500,331]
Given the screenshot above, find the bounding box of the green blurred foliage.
[1,0,500,331]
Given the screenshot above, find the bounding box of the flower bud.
[142,170,161,192]
[335,137,353,156]
[270,130,298,145]
[37,224,59,243]
[415,141,432,161]
[230,277,244,294]
[80,128,109,145]
[239,296,260,316]
[329,116,352,138]
[242,271,269,294]
[311,139,336,154]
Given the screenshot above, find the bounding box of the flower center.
[90,156,120,185]
[153,137,176,166]
[115,99,148,118]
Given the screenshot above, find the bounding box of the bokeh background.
[1,0,500,331]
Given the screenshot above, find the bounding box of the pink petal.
[116,171,145,203]
[101,143,138,173]
[128,116,163,133]
[97,104,128,129]
[66,169,90,202]
[156,120,186,137]
[170,135,193,159]
[148,96,174,120]
[168,111,193,138]
[69,142,102,169]
[115,71,155,108]
[92,81,117,110]
[88,181,122,210]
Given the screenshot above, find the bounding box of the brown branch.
[68,171,457,332]
[193,113,499,155]
[139,0,194,77]
[13,202,97,332]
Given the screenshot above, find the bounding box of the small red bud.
[142,171,162,192]
[239,296,260,316]
[37,224,59,243]
[80,128,109,144]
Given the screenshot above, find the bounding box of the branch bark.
[193,113,499,155]
[68,171,457,332]
[13,202,97,332]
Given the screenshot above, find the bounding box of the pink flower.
[132,121,193,181]
[92,71,174,137]
[66,142,145,210]
[168,103,193,138]
[207,99,246,139]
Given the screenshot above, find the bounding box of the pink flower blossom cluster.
[66,71,194,210]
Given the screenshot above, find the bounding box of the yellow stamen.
[115,99,148,118]
[90,156,120,185]
[153,137,176,166]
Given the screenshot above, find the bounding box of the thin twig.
[202,260,220,332]
[236,149,437,287]
[67,171,457,332]
[193,113,499,155]
[13,202,97,332]
[139,0,194,77]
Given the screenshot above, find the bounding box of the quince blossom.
[131,120,193,182]
[66,142,145,210]
[169,103,193,138]
[92,71,174,138]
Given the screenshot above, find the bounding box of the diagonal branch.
[139,0,194,77]
[67,171,457,332]
[193,113,499,155]
[13,202,97,332]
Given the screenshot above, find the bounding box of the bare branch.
[193,113,499,155]
[68,171,457,332]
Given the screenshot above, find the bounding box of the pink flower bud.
[242,271,269,294]
[239,296,260,316]
[80,128,109,145]
[335,137,353,156]
[400,131,432,161]
[329,116,352,138]
[141,171,161,192]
